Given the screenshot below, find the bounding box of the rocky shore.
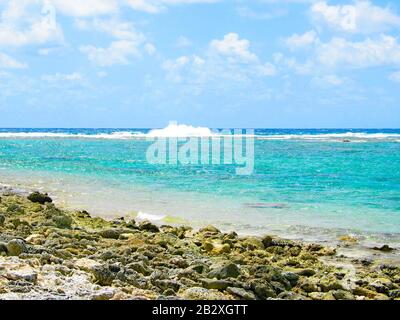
[0,190,399,300]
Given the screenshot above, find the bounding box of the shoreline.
[1,179,400,264]
[0,189,399,300]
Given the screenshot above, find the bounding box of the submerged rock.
[372,245,395,253]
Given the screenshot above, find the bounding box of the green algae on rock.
[0,192,399,300]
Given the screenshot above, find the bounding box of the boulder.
[199,225,220,234]
[208,262,240,279]
[98,229,121,239]
[138,221,160,233]
[201,279,232,290]
[6,239,27,256]
[226,287,257,300]
[27,192,52,204]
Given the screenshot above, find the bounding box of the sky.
[0,0,399,128]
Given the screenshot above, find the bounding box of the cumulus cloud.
[316,35,400,68]
[285,30,317,50]
[162,33,277,84]
[210,33,258,63]
[0,0,63,47]
[77,17,147,66]
[125,0,222,14]
[311,1,400,34]
[53,0,119,17]
[80,40,142,67]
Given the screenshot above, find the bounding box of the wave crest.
[147,122,215,137]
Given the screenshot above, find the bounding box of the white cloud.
[210,33,258,62]
[41,72,83,82]
[162,33,277,84]
[90,19,144,42]
[125,0,222,14]
[0,1,63,47]
[0,52,26,69]
[389,71,400,83]
[53,0,119,17]
[80,40,141,66]
[78,18,146,66]
[286,30,317,50]
[316,35,400,68]
[311,1,400,34]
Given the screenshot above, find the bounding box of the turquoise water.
[0,128,399,246]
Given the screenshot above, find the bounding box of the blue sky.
[0,0,399,128]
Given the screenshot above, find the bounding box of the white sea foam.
[146,122,215,137]
[136,211,166,221]
[0,127,398,141]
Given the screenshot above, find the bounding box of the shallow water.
[0,127,399,249]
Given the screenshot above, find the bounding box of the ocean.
[0,126,399,249]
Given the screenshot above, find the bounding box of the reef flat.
[0,191,399,300]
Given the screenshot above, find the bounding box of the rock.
[90,288,117,300]
[98,229,121,239]
[332,290,355,300]
[6,239,27,256]
[208,262,241,280]
[353,286,390,300]
[91,265,115,286]
[27,192,52,204]
[338,235,358,244]
[254,284,276,300]
[186,263,209,274]
[180,287,228,300]
[138,221,159,233]
[318,277,344,292]
[294,268,316,277]
[0,242,7,255]
[277,292,306,300]
[201,279,232,290]
[309,292,335,300]
[226,287,257,300]
[300,278,319,293]
[282,272,300,286]
[25,234,45,245]
[4,265,38,283]
[388,289,400,299]
[53,214,73,229]
[242,237,264,250]
[0,214,5,226]
[155,279,181,292]
[372,245,395,252]
[199,225,220,234]
[74,258,101,272]
[202,241,214,252]
[212,243,231,254]
[261,235,273,248]
[369,278,393,294]
[127,262,151,276]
